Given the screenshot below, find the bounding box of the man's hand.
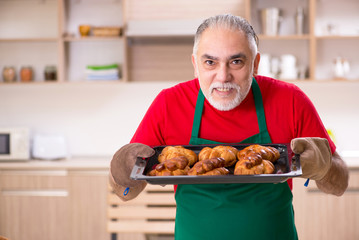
[109,143,155,201]
[291,137,332,181]
[291,137,349,196]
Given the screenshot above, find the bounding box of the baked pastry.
[188,157,229,176]
[158,146,198,166]
[234,145,278,175]
[148,156,190,176]
[234,159,275,175]
[237,144,280,163]
[262,159,276,174]
[234,160,264,175]
[201,167,230,176]
[198,145,238,167]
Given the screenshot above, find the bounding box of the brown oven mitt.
[291,137,332,181]
[109,143,155,201]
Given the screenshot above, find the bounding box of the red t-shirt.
[131,76,336,189]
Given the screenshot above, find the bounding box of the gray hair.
[193,14,259,56]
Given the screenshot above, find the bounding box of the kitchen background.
[1,81,358,158]
[0,0,358,240]
[1,0,358,158]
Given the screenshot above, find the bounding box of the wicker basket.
[92,27,122,37]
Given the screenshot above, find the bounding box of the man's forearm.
[315,151,349,196]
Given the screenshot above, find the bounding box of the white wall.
[295,81,359,157]
[0,81,358,158]
[0,81,175,157]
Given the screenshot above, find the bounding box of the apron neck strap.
[191,77,270,142]
[251,77,269,134]
[191,88,205,139]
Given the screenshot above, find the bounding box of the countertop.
[342,157,359,168]
[0,157,111,170]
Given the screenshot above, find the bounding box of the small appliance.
[0,127,30,161]
[32,134,68,160]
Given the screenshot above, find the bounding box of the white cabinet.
[61,0,125,82]
[0,0,125,83]
[250,0,359,81]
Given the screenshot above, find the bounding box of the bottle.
[334,57,344,79]
[2,66,16,83]
[296,7,304,35]
[342,59,350,79]
[44,65,57,81]
[20,66,33,82]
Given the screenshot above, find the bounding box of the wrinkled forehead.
[196,27,258,58]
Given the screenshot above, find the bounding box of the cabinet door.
[0,170,70,240]
[293,169,359,240]
[68,170,110,240]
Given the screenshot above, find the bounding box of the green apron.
[174,78,298,240]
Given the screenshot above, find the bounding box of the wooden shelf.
[0,38,58,42]
[258,35,311,40]
[316,35,359,40]
[0,0,358,83]
[63,36,123,42]
[0,79,124,85]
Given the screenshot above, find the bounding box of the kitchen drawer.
[0,170,68,189]
[0,189,70,240]
[293,169,359,240]
[0,170,70,240]
[0,166,110,240]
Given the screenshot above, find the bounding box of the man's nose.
[216,64,231,82]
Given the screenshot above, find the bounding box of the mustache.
[209,82,241,93]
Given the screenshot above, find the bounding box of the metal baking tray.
[130,144,302,185]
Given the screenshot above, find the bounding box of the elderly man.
[110,14,348,239]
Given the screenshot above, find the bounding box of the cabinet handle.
[2,170,67,176]
[345,188,359,193]
[69,170,109,175]
[1,190,68,197]
[308,188,359,193]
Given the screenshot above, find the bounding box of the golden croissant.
[149,156,190,176]
[237,144,280,163]
[198,145,238,167]
[234,145,279,175]
[188,157,229,176]
[158,146,198,166]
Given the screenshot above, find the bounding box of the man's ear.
[253,53,260,77]
[191,54,198,78]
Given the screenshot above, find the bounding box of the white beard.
[195,63,251,111]
[206,82,242,111]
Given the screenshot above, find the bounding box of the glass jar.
[2,66,16,83]
[44,65,57,81]
[20,66,33,82]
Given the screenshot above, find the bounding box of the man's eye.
[205,60,215,65]
[232,59,242,65]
